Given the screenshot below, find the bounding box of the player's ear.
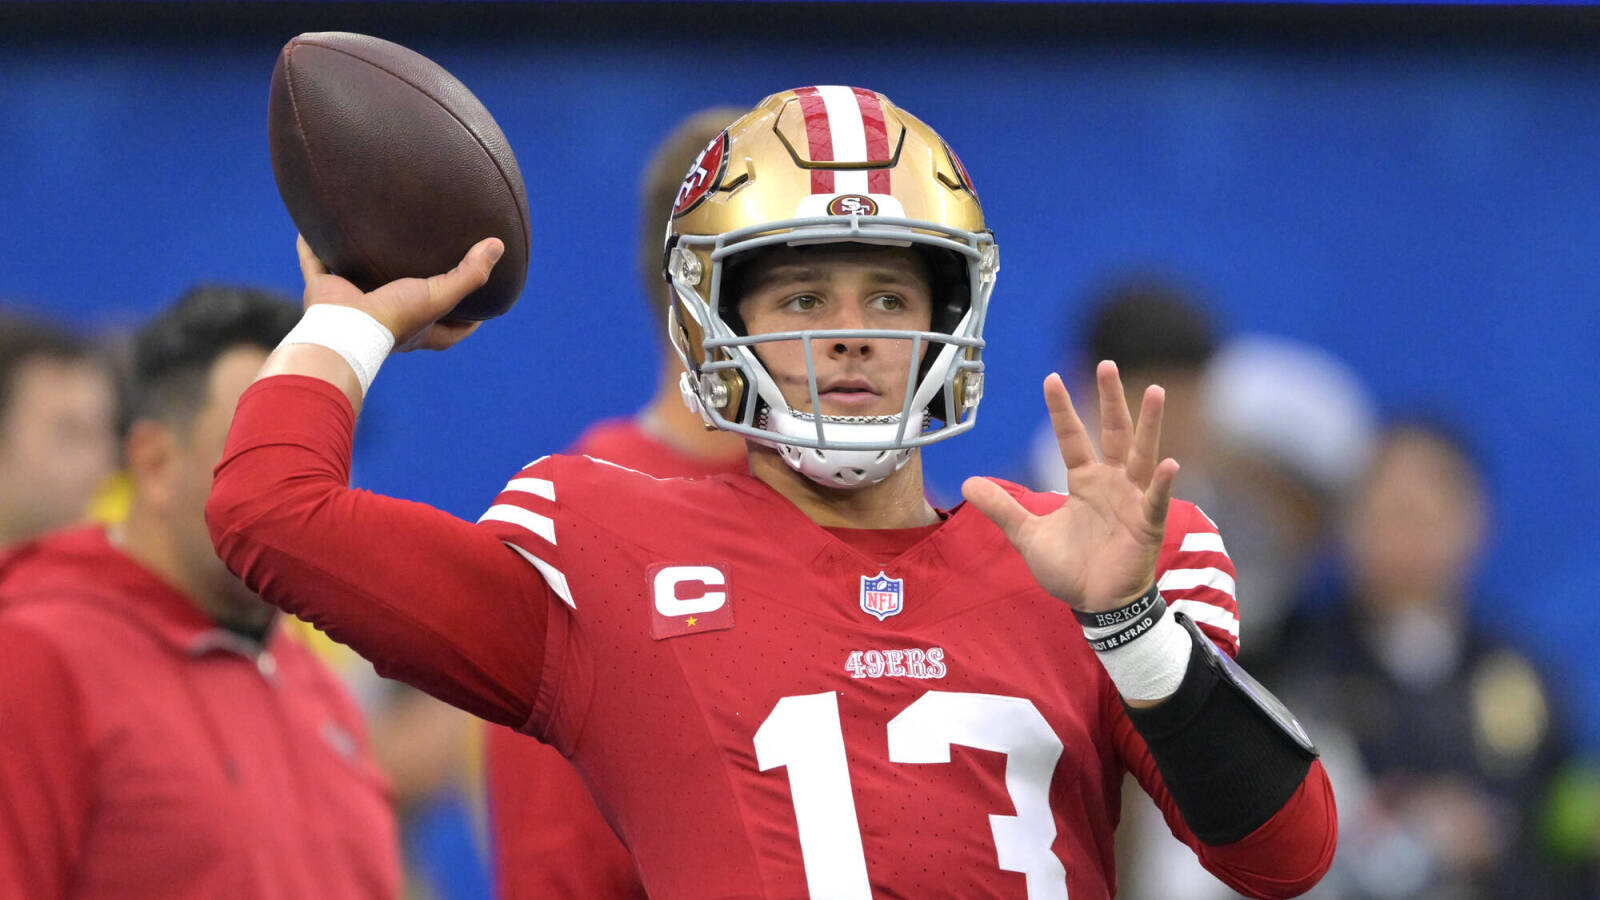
[124,419,180,510]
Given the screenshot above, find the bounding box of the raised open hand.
[296,234,501,352]
[963,361,1178,614]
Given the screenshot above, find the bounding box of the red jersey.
[0,526,401,899]
[208,376,1334,900]
[486,417,745,900]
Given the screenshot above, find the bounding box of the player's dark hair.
[129,285,300,429]
[1081,276,1217,376]
[0,310,105,426]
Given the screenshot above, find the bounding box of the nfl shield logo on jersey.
[859,572,904,621]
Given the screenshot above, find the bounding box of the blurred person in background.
[0,286,400,898]
[1134,418,1592,898]
[1027,274,1222,513]
[0,311,478,897]
[0,310,118,552]
[1199,334,1378,668]
[1269,419,1588,898]
[483,105,748,900]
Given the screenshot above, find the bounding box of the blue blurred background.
[3,2,1596,747]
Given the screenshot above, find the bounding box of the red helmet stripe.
[793,86,836,194]
[851,87,892,194]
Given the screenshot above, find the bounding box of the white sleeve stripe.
[1158,567,1236,599]
[1169,599,1240,639]
[478,504,556,546]
[503,542,575,609]
[1179,532,1228,555]
[502,477,555,501]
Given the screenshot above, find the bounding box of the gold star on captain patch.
[686,617,698,627]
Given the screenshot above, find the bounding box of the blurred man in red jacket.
[0,286,400,899]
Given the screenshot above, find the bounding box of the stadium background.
[2,2,1596,758]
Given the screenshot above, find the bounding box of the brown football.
[268,32,529,321]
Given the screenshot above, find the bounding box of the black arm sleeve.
[1123,613,1319,845]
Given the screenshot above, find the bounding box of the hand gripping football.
[268,32,530,321]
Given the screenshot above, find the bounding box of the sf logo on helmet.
[826,194,879,216]
[673,132,729,218]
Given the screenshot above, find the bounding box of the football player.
[208,87,1336,899]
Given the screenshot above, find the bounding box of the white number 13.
[753,691,1068,899]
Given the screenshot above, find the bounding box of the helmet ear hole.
[716,250,761,336]
[913,244,971,336]
[911,243,977,426]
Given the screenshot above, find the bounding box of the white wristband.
[1091,612,1193,702]
[278,305,395,396]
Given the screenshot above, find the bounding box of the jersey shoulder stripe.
[479,504,555,546]
[1159,501,1240,657]
[475,454,700,611]
[478,455,575,608]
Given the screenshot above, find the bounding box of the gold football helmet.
[664,85,999,488]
